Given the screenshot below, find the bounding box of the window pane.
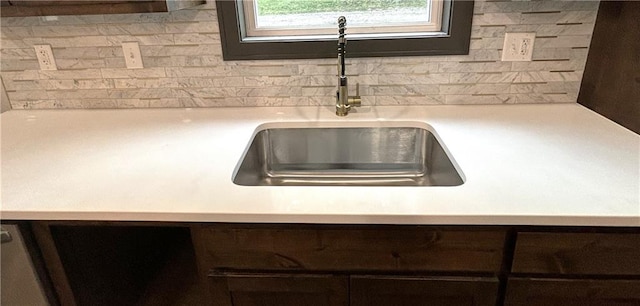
[243,0,441,37]
[255,0,431,29]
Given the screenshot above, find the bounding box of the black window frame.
[215,0,474,61]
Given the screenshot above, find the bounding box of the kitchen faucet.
[336,16,361,116]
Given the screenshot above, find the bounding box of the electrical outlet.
[34,45,57,70]
[501,33,535,62]
[122,42,144,69]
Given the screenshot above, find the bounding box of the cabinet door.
[505,278,640,306]
[350,275,499,306]
[512,232,640,276]
[209,273,348,306]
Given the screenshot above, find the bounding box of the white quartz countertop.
[1,104,638,226]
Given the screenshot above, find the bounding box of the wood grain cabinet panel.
[577,1,640,134]
[351,275,499,306]
[505,278,640,306]
[512,232,640,276]
[0,0,203,17]
[208,273,348,306]
[192,226,506,273]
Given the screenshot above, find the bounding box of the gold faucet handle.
[348,83,362,107]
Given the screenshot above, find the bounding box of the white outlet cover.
[34,45,57,71]
[501,33,536,62]
[122,42,144,69]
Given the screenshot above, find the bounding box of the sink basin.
[232,123,463,186]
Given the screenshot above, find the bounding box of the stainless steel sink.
[232,123,463,186]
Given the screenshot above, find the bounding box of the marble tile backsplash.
[0,0,598,109]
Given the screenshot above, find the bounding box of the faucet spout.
[336,16,361,117]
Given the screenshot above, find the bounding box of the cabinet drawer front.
[512,232,640,276]
[192,226,505,273]
[351,275,499,306]
[209,273,348,306]
[505,278,640,306]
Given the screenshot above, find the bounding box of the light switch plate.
[501,33,535,61]
[34,44,57,70]
[122,42,144,69]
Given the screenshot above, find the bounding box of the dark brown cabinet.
[209,273,348,306]
[0,0,204,17]
[192,225,506,306]
[577,1,640,134]
[191,226,506,273]
[505,278,640,306]
[511,232,640,276]
[27,222,640,306]
[351,275,499,306]
[507,232,640,306]
[207,272,501,306]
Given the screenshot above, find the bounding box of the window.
[242,0,444,38]
[215,0,474,60]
